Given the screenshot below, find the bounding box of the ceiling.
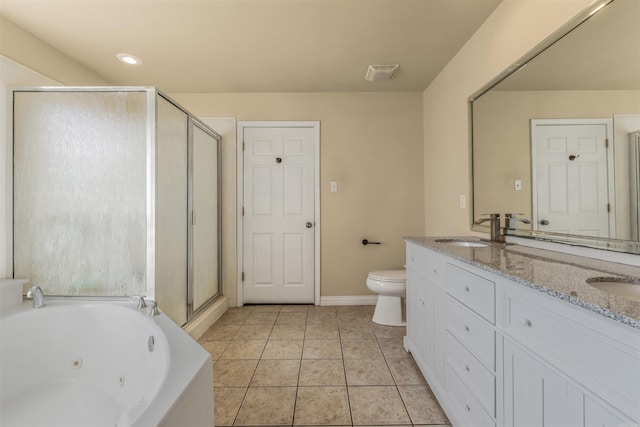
[0,0,502,93]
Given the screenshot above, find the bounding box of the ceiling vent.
[365,64,399,82]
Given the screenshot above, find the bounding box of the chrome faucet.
[505,213,531,230]
[474,213,503,243]
[26,285,45,308]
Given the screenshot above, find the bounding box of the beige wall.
[171,93,424,304]
[473,90,640,239]
[422,0,593,236]
[0,16,108,86]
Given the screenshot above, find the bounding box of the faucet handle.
[132,295,147,309]
[505,213,531,225]
[148,301,161,317]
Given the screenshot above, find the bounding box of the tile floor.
[198,304,450,427]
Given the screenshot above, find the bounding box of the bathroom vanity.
[404,237,640,427]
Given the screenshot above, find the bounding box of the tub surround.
[405,236,640,328]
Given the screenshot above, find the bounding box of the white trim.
[531,118,615,238]
[182,296,229,340]
[320,295,378,306]
[236,121,321,307]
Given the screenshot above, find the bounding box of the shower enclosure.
[10,87,221,326]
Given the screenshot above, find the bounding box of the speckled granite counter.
[405,236,640,329]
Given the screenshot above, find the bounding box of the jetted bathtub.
[0,290,213,427]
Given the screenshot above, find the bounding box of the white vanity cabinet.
[404,243,447,388]
[404,240,640,427]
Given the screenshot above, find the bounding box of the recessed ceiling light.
[116,53,141,65]
[365,64,399,82]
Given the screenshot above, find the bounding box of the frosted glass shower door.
[191,122,220,312]
[155,95,189,326]
[13,91,147,296]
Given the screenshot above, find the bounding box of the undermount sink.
[586,277,640,302]
[434,239,489,248]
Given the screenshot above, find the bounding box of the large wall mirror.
[471,0,640,254]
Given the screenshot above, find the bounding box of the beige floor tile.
[220,340,266,360]
[339,323,376,340]
[298,359,346,386]
[304,323,339,340]
[216,310,251,325]
[337,310,368,321]
[294,386,351,425]
[245,311,278,325]
[214,387,246,426]
[280,305,311,312]
[341,339,384,360]
[398,385,450,425]
[378,338,411,359]
[348,386,411,425]
[387,358,427,385]
[234,386,296,426]
[344,358,394,386]
[214,359,259,387]
[306,311,338,325]
[261,339,304,359]
[201,324,241,341]
[199,340,230,361]
[270,324,306,340]
[276,311,308,325]
[251,359,301,386]
[234,324,273,340]
[250,305,283,312]
[302,339,343,359]
[372,324,406,339]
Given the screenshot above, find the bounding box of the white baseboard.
[183,296,229,340]
[320,295,377,306]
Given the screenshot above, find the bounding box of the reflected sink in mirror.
[586,277,640,303]
[434,239,490,248]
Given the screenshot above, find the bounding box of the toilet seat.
[367,270,406,283]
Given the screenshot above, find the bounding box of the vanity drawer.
[504,289,640,414]
[447,296,495,371]
[406,243,444,287]
[445,365,495,427]
[446,332,496,417]
[447,263,495,323]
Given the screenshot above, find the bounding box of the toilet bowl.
[366,269,406,326]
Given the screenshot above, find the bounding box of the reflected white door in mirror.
[531,118,614,238]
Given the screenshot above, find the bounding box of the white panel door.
[243,127,315,304]
[533,122,611,237]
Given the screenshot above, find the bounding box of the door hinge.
[607,203,611,213]
[243,141,245,151]
[605,138,609,148]
[242,206,245,216]
[241,272,245,281]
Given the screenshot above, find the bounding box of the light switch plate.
[330,181,338,192]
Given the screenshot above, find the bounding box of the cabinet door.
[504,339,583,427]
[406,267,428,361]
[585,395,634,427]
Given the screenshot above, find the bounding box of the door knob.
[306,222,313,228]
[540,219,549,225]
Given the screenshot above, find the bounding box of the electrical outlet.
[515,179,522,191]
[460,195,466,209]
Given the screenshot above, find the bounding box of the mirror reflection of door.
[531,119,614,238]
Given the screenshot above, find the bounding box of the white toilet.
[366,269,406,326]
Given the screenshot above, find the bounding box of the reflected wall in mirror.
[471,0,640,253]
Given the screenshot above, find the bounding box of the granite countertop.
[405,236,640,329]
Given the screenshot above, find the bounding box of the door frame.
[530,118,615,237]
[236,121,320,306]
